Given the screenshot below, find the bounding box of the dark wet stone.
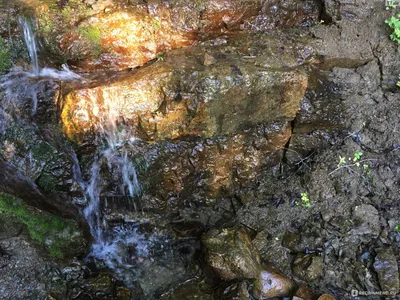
[373,248,399,293]
[220,281,250,300]
[292,254,323,282]
[251,263,296,299]
[201,228,261,280]
[293,285,315,300]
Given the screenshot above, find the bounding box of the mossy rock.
[0,193,88,258]
[0,36,11,72]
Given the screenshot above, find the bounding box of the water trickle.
[19,16,39,75]
[0,17,81,116]
[77,88,145,268]
[12,13,149,272]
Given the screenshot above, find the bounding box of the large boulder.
[61,34,309,143]
[61,32,311,213]
[373,248,399,294]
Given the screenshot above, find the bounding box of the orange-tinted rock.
[61,37,308,143]
[142,121,291,206]
[28,0,320,71]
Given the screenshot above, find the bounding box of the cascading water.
[18,16,39,75]
[12,14,152,272]
[1,14,192,295]
[0,17,80,116]
[82,88,148,269]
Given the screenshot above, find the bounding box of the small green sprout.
[386,0,398,10]
[297,192,311,208]
[395,224,400,232]
[353,152,363,161]
[338,156,346,168]
[353,152,363,167]
[156,54,164,61]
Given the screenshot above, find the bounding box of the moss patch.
[78,25,102,58]
[0,37,11,72]
[0,193,77,258]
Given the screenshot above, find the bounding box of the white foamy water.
[88,225,151,270]
[0,18,81,116]
[77,87,145,268]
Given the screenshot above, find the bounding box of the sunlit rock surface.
[60,32,311,210]
[21,0,321,71]
[61,33,310,142]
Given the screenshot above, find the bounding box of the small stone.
[351,204,380,237]
[203,53,217,66]
[282,232,300,251]
[293,285,315,300]
[373,248,399,293]
[159,278,212,299]
[201,228,261,280]
[251,264,295,299]
[292,254,323,281]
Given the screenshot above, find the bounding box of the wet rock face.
[61,34,309,142]
[140,121,291,209]
[201,228,261,280]
[322,0,382,23]
[0,74,84,217]
[373,248,399,293]
[62,32,311,209]
[20,0,321,71]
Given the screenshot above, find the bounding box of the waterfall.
[13,13,147,270]
[77,88,146,269]
[19,16,39,75]
[0,17,81,116]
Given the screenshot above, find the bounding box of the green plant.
[395,224,400,232]
[152,18,162,32]
[297,192,311,208]
[330,152,378,193]
[0,37,11,72]
[386,0,398,10]
[385,13,400,44]
[336,152,364,169]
